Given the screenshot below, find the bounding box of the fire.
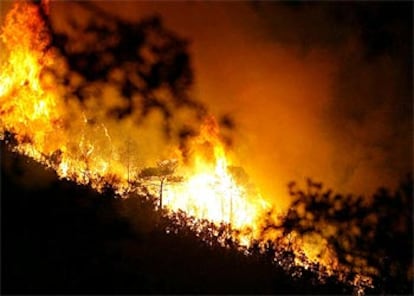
[0,1,63,157]
[0,0,270,242]
[0,1,373,293]
[163,116,271,241]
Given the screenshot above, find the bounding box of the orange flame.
[0,2,373,292]
[162,116,271,244]
[0,1,270,243]
[0,1,60,153]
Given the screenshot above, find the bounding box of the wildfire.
[0,1,61,154]
[0,0,270,243]
[163,116,271,241]
[0,1,373,293]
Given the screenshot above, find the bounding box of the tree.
[275,176,413,294]
[139,159,182,209]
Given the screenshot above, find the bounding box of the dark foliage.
[1,142,350,294]
[278,177,413,294]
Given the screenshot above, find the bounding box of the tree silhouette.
[139,159,182,209]
[276,176,413,294]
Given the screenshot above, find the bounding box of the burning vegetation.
[0,0,270,248]
[0,1,412,295]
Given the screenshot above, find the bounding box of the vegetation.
[0,143,347,294]
[1,142,412,294]
[276,177,413,294]
[139,159,182,209]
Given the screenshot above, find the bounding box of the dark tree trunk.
[159,178,165,209]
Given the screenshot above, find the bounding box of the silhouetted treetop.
[278,176,413,294]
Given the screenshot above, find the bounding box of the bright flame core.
[164,117,270,235]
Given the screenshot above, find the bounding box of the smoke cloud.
[3,1,411,210]
[86,2,409,203]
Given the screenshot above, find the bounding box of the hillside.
[1,142,352,294]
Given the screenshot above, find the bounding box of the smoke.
[41,2,209,169]
[3,1,411,210]
[77,1,411,205]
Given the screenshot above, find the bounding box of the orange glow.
[0,1,63,156]
[0,1,270,242]
[163,116,271,242]
[0,1,373,292]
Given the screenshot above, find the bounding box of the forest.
[2,141,412,295]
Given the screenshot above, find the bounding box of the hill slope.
[1,142,351,294]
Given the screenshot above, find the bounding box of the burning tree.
[1,2,412,295]
[0,0,270,242]
[139,159,183,209]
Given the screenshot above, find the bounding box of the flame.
[163,116,271,242]
[0,0,270,241]
[0,2,372,292]
[0,1,61,155]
